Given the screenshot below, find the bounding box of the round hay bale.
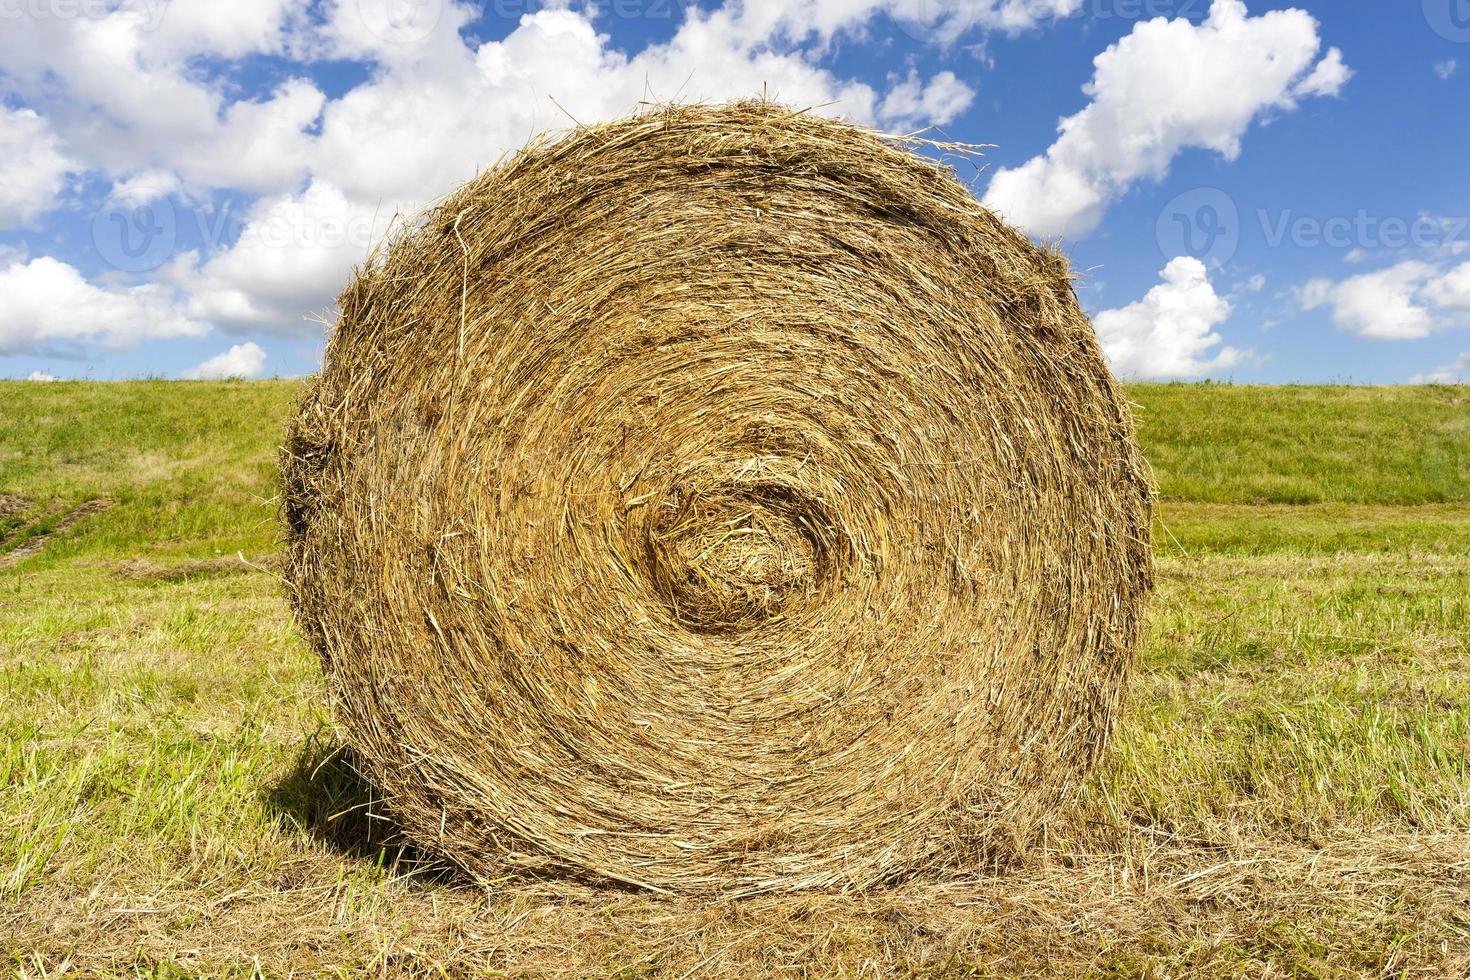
[281,102,1154,896]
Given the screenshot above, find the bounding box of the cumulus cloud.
[108,169,183,207]
[0,257,204,356]
[1094,256,1242,379]
[0,0,1106,353]
[182,3,988,336]
[0,107,76,228]
[27,370,62,382]
[146,0,302,58]
[984,0,1348,238]
[302,6,950,205]
[1422,261,1470,315]
[665,0,1086,49]
[183,342,267,380]
[877,69,975,128]
[183,181,388,332]
[1299,260,1470,340]
[1411,352,1470,384]
[1436,60,1458,81]
[1,0,1015,210]
[0,0,319,196]
[1291,45,1351,98]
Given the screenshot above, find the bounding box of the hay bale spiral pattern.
[282,103,1153,896]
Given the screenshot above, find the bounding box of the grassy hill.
[1135,383,1470,504]
[2,382,1468,976]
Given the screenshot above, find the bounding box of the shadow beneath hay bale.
[265,731,462,888]
[267,734,672,899]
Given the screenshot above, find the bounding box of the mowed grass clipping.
[2,380,1469,977]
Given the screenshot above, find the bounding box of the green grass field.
[3,381,1468,977]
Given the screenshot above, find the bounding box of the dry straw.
[281,102,1154,896]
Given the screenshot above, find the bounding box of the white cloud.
[0,0,1071,347]
[0,257,204,356]
[1291,45,1351,98]
[185,4,984,336]
[177,80,327,193]
[1411,352,1470,384]
[317,0,481,63]
[1094,256,1242,379]
[983,0,1348,238]
[1325,263,1436,339]
[877,69,975,128]
[147,0,300,59]
[1436,60,1459,81]
[1422,260,1470,315]
[184,181,390,331]
[0,1,318,196]
[109,169,182,206]
[26,370,62,382]
[183,341,267,379]
[1297,277,1333,310]
[1299,260,1470,340]
[676,0,1085,49]
[304,7,895,205]
[0,107,76,228]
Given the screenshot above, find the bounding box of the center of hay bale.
[648,482,831,631]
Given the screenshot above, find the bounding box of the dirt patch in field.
[113,554,277,582]
[0,497,113,569]
[0,493,31,521]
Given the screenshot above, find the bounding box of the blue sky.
[2,0,1467,383]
